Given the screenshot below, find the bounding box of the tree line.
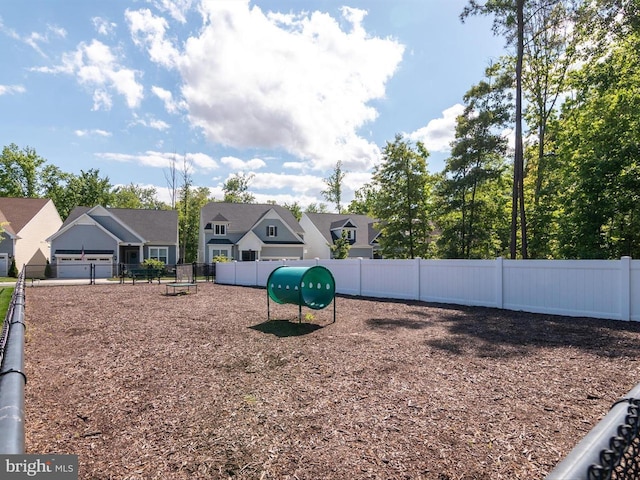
[3,0,638,261]
[347,0,640,260]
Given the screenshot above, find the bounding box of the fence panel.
[503,260,621,319]
[215,257,637,322]
[420,259,498,307]
[359,259,420,300]
[318,259,361,296]
[631,260,640,321]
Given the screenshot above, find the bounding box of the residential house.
[299,212,381,259]
[198,203,305,263]
[0,197,62,277]
[49,206,178,278]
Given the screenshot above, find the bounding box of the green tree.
[321,160,346,213]
[223,172,255,203]
[555,30,640,258]
[521,0,578,258]
[372,134,436,259]
[111,183,167,209]
[435,66,511,258]
[8,257,18,278]
[283,202,303,221]
[330,230,351,259]
[66,169,114,209]
[462,0,528,258]
[0,143,46,197]
[177,186,212,263]
[39,164,75,219]
[305,202,329,214]
[347,183,377,216]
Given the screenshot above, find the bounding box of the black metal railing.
[0,267,26,453]
[546,382,640,479]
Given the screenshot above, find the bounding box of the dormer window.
[267,225,278,237]
[344,228,355,241]
[213,223,226,236]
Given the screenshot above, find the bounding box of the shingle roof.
[0,197,51,235]
[304,212,380,247]
[200,202,303,235]
[64,206,178,243]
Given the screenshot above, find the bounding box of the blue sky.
[0,0,506,210]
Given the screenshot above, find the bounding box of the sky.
[0,0,508,210]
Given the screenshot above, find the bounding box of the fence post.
[495,257,504,309]
[621,256,631,321]
[358,257,363,297]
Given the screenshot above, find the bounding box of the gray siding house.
[49,206,178,278]
[198,203,305,263]
[299,212,381,259]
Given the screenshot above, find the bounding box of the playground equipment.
[267,265,336,323]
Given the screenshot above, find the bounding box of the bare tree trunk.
[512,0,528,259]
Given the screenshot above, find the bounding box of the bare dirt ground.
[23,282,640,479]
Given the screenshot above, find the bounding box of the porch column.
[139,245,144,263]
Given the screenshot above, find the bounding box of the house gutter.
[0,268,26,453]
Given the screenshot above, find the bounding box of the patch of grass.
[0,277,17,283]
[0,287,15,328]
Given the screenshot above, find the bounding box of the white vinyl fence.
[215,257,640,321]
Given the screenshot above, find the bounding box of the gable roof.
[62,206,178,244]
[201,202,303,235]
[304,212,380,247]
[0,197,51,235]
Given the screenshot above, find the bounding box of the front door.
[124,249,139,266]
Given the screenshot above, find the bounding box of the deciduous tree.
[372,134,436,259]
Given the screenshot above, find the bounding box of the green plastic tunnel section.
[267,266,336,322]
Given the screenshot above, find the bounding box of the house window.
[344,229,355,240]
[210,248,230,259]
[267,225,278,237]
[149,247,168,264]
[214,224,226,236]
[242,250,257,261]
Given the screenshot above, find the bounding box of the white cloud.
[96,150,217,171]
[152,0,193,24]
[130,1,403,171]
[92,17,117,36]
[22,24,66,57]
[0,84,25,95]
[130,114,170,131]
[151,85,184,113]
[407,104,464,153]
[34,39,143,110]
[221,156,266,171]
[126,8,180,68]
[74,129,111,137]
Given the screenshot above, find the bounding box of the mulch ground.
[23,282,640,479]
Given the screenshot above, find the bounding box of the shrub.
[44,259,52,278]
[141,258,165,270]
[213,255,231,263]
[8,257,18,278]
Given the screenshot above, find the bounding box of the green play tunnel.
[267,265,336,310]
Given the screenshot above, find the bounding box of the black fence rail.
[0,267,26,453]
[20,262,217,283]
[546,382,640,479]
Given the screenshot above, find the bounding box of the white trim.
[48,213,121,243]
[148,246,169,263]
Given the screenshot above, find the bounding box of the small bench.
[128,268,163,284]
[165,282,198,295]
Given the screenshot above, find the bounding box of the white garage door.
[57,256,114,278]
